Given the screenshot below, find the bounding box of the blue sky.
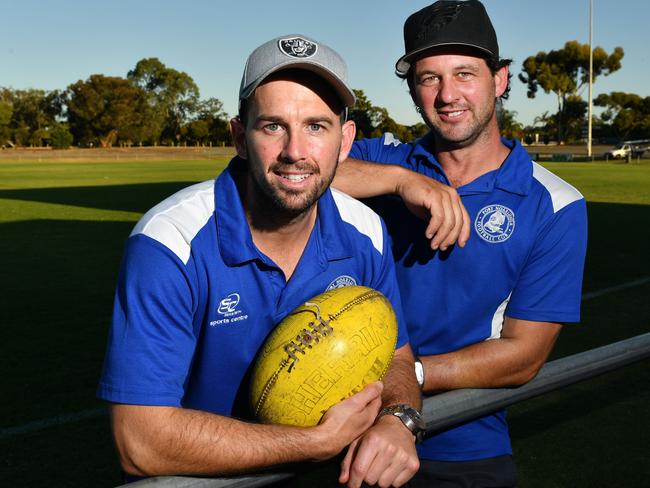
[1,0,648,127]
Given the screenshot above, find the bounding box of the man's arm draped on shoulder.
[111,382,383,477]
[332,136,470,251]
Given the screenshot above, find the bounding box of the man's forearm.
[112,405,325,477]
[381,344,422,409]
[111,382,383,477]
[420,318,562,392]
[333,158,404,198]
[421,339,530,392]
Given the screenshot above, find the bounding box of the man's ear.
[494,65,509,98]
[338,119,357,162]
[230,117,248,159]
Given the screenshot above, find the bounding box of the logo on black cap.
[418,2,464,40]
[279,37,318,58]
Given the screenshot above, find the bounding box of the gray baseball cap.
[239,34,356,108]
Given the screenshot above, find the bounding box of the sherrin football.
[250,285,398,427]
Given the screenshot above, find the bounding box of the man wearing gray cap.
[97,34,421,486]
[334,1,588,486]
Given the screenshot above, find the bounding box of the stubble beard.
[426,98,496,150]
[248,160,338,227]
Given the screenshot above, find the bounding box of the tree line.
[0,58,231,149]
[1,41,649,149]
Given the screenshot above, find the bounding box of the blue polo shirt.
[97,158,408,419]
[351,133,587,461]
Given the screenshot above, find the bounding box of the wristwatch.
[378,404,426,443]
[414,357,425,389]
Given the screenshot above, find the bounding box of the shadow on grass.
[0,218,135,426]
[509,360,650,487]
[510,360,649,438]
[0,180,221,427]
[583,201,650,291]
[0,181,203,213]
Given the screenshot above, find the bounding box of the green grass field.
[1,158,648,487]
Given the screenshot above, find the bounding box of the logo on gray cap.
[278,37,318,58]
[239,34,356,108]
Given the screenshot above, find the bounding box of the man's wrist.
[391,165,411,197]
[377,404,426,443]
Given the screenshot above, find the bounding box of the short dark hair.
[486,57,512,100]
[237,98,250,126]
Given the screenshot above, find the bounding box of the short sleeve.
[507,199,588,323]
[97,234,198,406]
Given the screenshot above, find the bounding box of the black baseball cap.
[395,0,499,75]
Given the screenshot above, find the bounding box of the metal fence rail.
[421,331,650,433]
[127,332,650,487]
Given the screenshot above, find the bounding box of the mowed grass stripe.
[0,158,230,190]
[543,161,650,205]
[0,198,143,223]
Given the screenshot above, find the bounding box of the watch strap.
[378,404,426,443]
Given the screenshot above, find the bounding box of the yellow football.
[250,285,398,427]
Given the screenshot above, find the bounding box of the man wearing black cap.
[98,34,422,486]
[334,1,588,485]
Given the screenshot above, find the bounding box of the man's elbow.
[510,359,546,386]
[111,405,169,477]
[113,426,161,477]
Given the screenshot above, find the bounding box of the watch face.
[403,406,426,430]
[379,404,426,442]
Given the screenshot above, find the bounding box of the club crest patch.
[278,37,318,58]
[475,204,515,243]
[326,275,357,291]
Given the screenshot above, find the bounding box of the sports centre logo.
[474,204,515,243]
[211,293,248,326]
[218,293,240,315]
